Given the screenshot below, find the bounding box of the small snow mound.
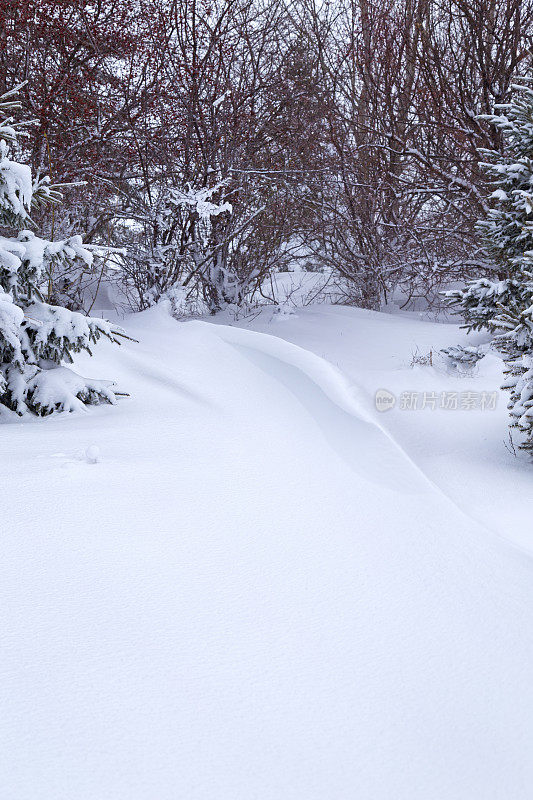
[85,445,100,464]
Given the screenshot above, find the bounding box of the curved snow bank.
[205,321,374,421]
[203,321,424,494]
[1,308,533,800]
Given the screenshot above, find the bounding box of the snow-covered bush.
[118,176,294,314]
[118,182,238,312]
[440,344,485,371]
[0,87,120,416]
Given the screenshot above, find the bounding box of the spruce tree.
[498,295,533,453]
[444,80,533,330]
[445,78,533,452]
[0,88,120,417]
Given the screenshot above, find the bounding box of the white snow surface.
[2,302,533,799]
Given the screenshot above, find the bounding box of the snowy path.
[2,306,533,799]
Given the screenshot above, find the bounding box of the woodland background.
[1,0,531,314]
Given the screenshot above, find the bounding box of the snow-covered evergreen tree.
[0,87,120,416]
[496,291,533,452]
[445,78,533,452]
[444,80,533,331]
[444,276,530,333]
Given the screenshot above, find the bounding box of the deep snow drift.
[2,303,533,799]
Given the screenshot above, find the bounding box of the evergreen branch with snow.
[0,87,123,417]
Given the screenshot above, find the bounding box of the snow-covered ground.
[229,302,533,553]
[2,301,533,799]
